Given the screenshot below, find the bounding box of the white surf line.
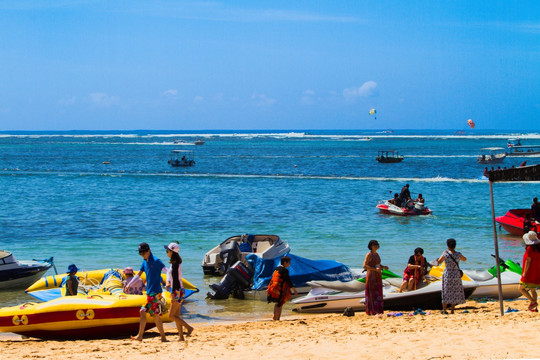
[5,171,536,184]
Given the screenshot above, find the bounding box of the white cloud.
[193,96,204,103]
[343,81,378,100]
[88,92,119,107]
[301,89,316,105]
[162,89,178,97]
[59,96,76,106]
[251,93,276,106]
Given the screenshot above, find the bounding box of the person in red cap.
[164,242,194,341]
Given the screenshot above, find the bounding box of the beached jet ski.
[376,200,432,216]
[293,276,478,313]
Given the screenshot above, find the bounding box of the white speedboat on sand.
[202,234,289,276]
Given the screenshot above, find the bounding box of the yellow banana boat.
[25,268,198,301]
[0,293,171,339]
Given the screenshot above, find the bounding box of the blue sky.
[0,1,539,130]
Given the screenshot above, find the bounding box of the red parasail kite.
[467,119,475,129]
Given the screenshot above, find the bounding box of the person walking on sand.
[437,238,466,314]
[519,231,540,312]
[267,256,297,320]
[363,240,388,315]
[128,242,168,342]
[164,242,194,341]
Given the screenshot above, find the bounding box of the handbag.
[447,251,463,277]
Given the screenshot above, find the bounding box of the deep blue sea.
[1,130,540,322]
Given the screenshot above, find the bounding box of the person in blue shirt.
[128,242,168,342]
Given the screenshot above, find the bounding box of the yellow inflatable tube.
[429,264,471,282]
[26,268,198,293]
[0,293,172,339]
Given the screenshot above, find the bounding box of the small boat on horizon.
[376,150,403,163]
[168,149,195,167]
[194,139,205,145]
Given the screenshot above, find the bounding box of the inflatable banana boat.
[0,293,172,339]
[25,268,198,302]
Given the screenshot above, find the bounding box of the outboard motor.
[207,261,253,300]
[218,241,242,275]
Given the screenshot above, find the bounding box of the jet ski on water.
[376,199,432,216]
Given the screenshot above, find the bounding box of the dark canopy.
[488,164,540,182]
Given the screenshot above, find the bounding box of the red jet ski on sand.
[376,200,432,216]
[495,209,539,236]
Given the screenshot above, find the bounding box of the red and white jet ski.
[376,200,432,216]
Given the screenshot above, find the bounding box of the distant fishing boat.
[506,138,540,156]
[376,150,403,163]
[477,147,506,164]
[168,150,195,167]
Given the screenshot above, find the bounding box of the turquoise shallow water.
[1,130,539,322]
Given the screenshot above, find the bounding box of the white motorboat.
[0,250,54,290]
[202,234,289,276]
[477,147,506,164]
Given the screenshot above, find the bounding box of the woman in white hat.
[519,231,540,312]
[164,242,194,341]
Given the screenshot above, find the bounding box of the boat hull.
[0,251,53,290]
[0,265,52,290]
[495,209,531,236]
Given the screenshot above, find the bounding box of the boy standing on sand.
[267,256,297,320]
[128,242,168,342]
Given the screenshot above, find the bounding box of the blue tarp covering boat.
[246,253,354,290]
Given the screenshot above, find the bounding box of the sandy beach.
[2,298,539,360]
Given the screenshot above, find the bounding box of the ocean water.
[1,130,540,322]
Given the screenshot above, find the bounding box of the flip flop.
[505,307,518,313]
[528,301,538,310]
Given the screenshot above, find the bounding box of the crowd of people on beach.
[55,192,540,336]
